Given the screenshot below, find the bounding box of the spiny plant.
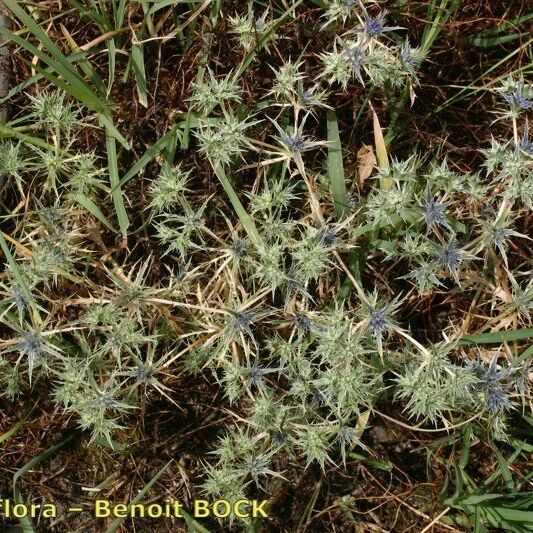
[0,1,531,531]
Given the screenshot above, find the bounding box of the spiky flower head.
[11,285,29,322]
[294,425,333,470]
[232,311,255,337]
[356,10,403,38]
[19,331,46,378]
[292,313,313,335]
[400,40,424,79]
[322,0,358,28]
[360,291,402,357]
[231,236,248,258]
[28,89,79,132]
[336,425,365,466]
[0,140,29,194]
[281,133,308,153]
[270,60,305,101]
[189,69,242,113]
[201,463,249,502]
[434,238,476,284]
[339,39,366,83]
[520,121,533,154]
[195,110,257,166]
[500,79,533,111]
[6,329,61,384]
[291,228,335,282]
[228,8,275,52]
[53,359,87,408]
[402,262,443,295]
[470,357,512,414]
[148,163,191,213]
[247,363,265,387]
[477,217,525,267]
[251,243,287,293]
[508,279,533,322]
[319,39,356,89]
[247,392,280,428]
[420,194,452,233]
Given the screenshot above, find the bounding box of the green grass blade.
[493,451,515,490]
[466,12,533,48]
[20,57,101,110]
[0,49,93,106]
[69,193,118,232]
[511,344,533,368]
[112,123,183,191]
[0,26,103,112]
[236,0,304,78]
[459,329,533,345]
[60,24,107,95]
[107,38,117,95]
[114,0,127,27]
[4,0,83,76]
[131,44,148,107]
[326,111,347,219]
[0,5,129,149]
[182,508,212,532]
[0,123,56,151]
[104,459,173,533]
[0,406,36,445]
[491,507,533,525]
[13,434,76,532]
[420,0,460,55]
[386,0,460,144]
[0,419,27,445]
[147,0,198,17]
[99,113,130,150]
[434,37,533,113]
[467,32,523,49]
[105,126,130,236]
[2,0,109,110]
[211,162,262,246]
[13,436,76,492]
[67,0,111,30]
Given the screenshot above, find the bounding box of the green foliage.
[0,1,531,531]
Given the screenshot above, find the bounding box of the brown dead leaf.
[357,144,376,186]
[409,81,417,107]
[355,409,371,437]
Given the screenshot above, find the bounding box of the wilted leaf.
[410,82,417,106]
[357,144,376,185]
[355,409,371,437]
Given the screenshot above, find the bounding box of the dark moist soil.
[1,1,531,532]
